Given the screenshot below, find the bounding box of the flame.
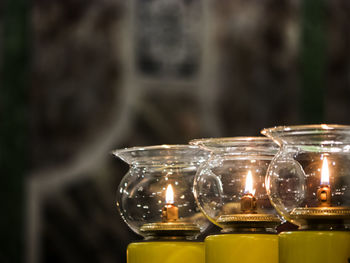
[244,170,256,195]
[165,184,175,204]
[321,157,330,185]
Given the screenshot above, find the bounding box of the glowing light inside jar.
[166,184,175,204]
[241,171,257,213]
[321,157,330,186]
[317,157,332,207]
[244,170,256,195]
[162,184,178,222]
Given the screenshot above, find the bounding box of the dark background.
[2,0,350,262]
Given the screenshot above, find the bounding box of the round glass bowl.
[262,125,350,229]
[113,145,210,240]
[190,137,281,233]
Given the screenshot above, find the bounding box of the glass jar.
[113,145,210,240]
[262,125,350,229]
[190,137,281,233]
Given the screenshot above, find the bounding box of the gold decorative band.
[291,207,350,219]
[140,222,200,233]
[217,214,281,223]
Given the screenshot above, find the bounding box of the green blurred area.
[1,0,29,261]
[300,0,326,123]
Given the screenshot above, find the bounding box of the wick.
[317,184,331,207]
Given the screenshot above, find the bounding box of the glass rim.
[190,136,276,146]
[112,144,201,156]
[112,144,209,165]
[261,124,350,137]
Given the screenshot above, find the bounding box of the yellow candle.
[279,231,350,263]
[205,234,278,263]
[127,241,205,263]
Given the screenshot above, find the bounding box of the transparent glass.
[262,125,350,229]
[113,145,210,239]
[190,137,281,232]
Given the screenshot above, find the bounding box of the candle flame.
[244,171,256,195]
[165,184,174,204]
[321,157,330,185]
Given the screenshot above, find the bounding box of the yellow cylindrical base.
[127,241,205,263]
[279,231,350,263]
[205,234,278,263]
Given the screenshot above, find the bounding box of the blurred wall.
[2,0,350,262]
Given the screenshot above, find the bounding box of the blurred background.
[2,0,350,262]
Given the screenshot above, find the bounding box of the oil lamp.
[262,124,350,263]
[113,145,210,263]
[190,137,281,263]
